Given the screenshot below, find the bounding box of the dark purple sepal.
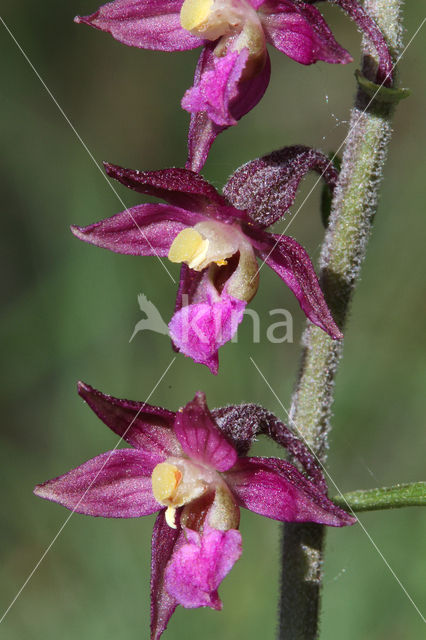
[151,509,183,640]
[225,456,356,526]
[34,449,160,517]
[212,403,327,492]
[309,0,393,85]
[75,0,203,52]
[71,204,204,256]
[224,145,338,227]
[77,382,179,462]
[104,162,227,211]
[249,231,343,339]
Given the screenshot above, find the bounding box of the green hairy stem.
[333,482,426,512]
[278,2,404,638]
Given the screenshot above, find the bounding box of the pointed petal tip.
[33,483,45,498]
[207,361,218,375]
[192,390,207,405]
[331,327,344,340]
[103,161,117,176]
[74,14,90,26]
[77,380,92,397]
[208,591,223,611]
[70,224,85,240]
[74,12,97,27]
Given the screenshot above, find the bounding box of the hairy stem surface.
[278,2,404,638]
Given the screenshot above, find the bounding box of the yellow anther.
[215,259,228,267]
[151,463,182,504]
[168,228,209,270]
[180,0,214,32]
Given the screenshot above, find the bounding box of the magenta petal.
[261,1,352,64]
[168,286,246,374]
[251,231,342,339]
[34,449,159,518]
[174,392,237,472]
[75,0,203,52]
[104,163,227,211]
[78,382,179,466]
[182,48,249,127]
[71,203,204,256]
[151,510,184,640]
[185,49,271,172]
[165,526,242,609]
[225,457,356,526]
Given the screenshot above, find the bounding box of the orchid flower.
[71,147,343,374]
[75,0,392,171]
[34,383,355,639]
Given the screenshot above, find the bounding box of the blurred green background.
[1,2,425,639]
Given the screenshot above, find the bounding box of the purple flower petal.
[75,0,203,52]
[78,382,179,465]
[186,47,271,172]
[168,281,246,374]
[261,0,352,64]
[151,509,185,640]
[71,203,204,256]
[174,392,238,472]
[182,47,250,127]
[224,145,339,228]
[104,162,227,212]
[34,449,159,518]
[250,231,343,339]
[165,525,242,609]
[225,457,356,526]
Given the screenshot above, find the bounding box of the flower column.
[279,1,405,638]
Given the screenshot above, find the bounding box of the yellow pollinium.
[180,0,214,32]
[151,463,182,503]
[168,228,209,270]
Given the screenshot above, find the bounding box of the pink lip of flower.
[34,383,356,640]
[74,0,392,171]
[70,153,343,374]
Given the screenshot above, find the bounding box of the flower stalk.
[278,1,404,638]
